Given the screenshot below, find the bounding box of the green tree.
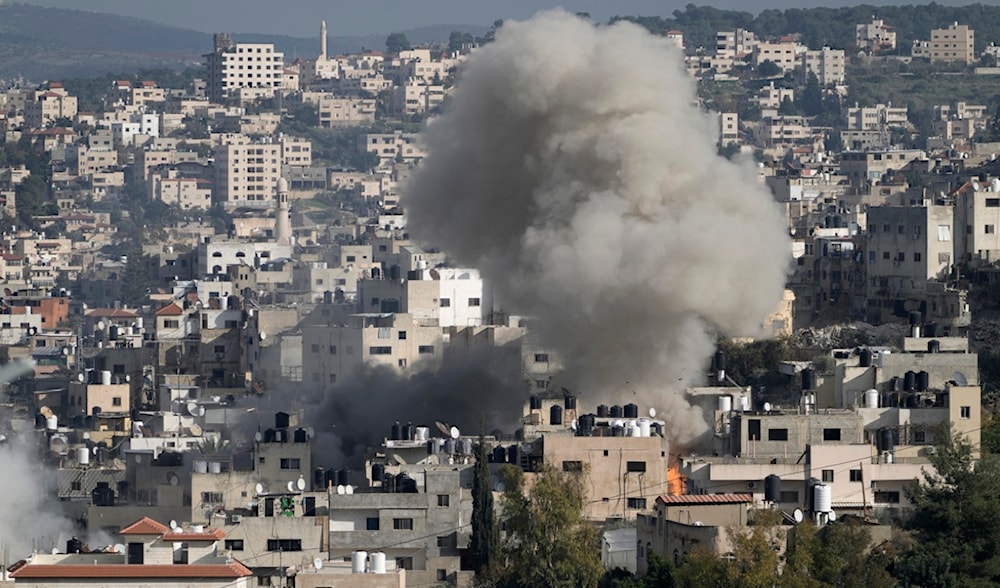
[896,425,1000,586]
[448,31,474,52]
[497,464,603,588]
[758,60,782,78]
[385,32,411,54]
[470,433,499,576]
[798,72,824,117]
[120,249,152,308]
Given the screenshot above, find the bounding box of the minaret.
[320,20,328,59]
[275,177,292,246]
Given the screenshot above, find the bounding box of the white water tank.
[351,551,368,574]
[865,389,879,409]
[193,460,208,474]
[192,524,204,534]
[813,484,832,513]
[46,414,58,431]
[637,418,651,437]
[77,446,90,465]
[628,420,641,437]
[209,462,222,474]
[414,426,430,442]
[718,395,733,413]
[100,370,112,386]
[370,551,386,574]
[738,394,751,412]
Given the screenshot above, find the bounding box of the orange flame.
[667,457,685,496]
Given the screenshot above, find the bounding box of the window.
[369,346,392,355]
[897,252,905,262]
[913,430,926,444]
[311,344,320,353]
[822,469,834,482]
[267,539,302,551]
[987,225,996,234]
[440,298,451,307]
[418,345,434,354]
[468,297,481,307]
[562,461,583,472]
[201,492,223,504]
[225,539,244,551]
[768,428,789,441]
[398,331,407,340]
[882,251,890,259]
[626,461,647,473]
[822,428,841,441]
[987,198,1000,207]
[396,557,413,570]
[164,319,179,328]
[779,490,798,503]
[393,518,413,530]
[874,491,900,504]
[534,353,549,363]
[437,494,450,507]
[436,535,455,548]
[850,469,862,482]
[329,345,336,354]
[280,458,301,470]
[437,569,448,581]
[366,517,379,530]
[960,406,971,419]
[914,252,922,262]
[112,397,122,406]
[213,344,225,354]
[627,497,647,509]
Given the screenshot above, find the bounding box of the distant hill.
[0,2,487,81]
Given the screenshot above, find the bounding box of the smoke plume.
[404,12,790,446]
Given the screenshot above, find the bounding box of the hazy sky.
[12,0,975,37]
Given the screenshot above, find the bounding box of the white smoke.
[403,11,790,446]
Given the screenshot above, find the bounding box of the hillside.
[0,2,486,81]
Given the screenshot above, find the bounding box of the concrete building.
[930,22,975,65]
[754,39,804,73]
[857,18,897,53]
[212,134,282,209]
[719,112,739,146]
[954,179,1000,267]
[802,47,846,85]
[839,150,926,188]
[23,83,78,129]
[205,34,285,103]
[636,494,752,573]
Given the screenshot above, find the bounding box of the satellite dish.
[392,453,408,465]
[40,406,53,418]
[92,446,99,455]
[793,509,804,523]
[337,485,346,495]
[345,485,354,495]
[97,321,105,330]
[828,510,837,522]
[186,402,199,415]
[314,558,324,570]
[190,423,203,436]
[763,402,772,412]
[114,544,126,555]
[287,481,296,492]
[435,421,451,437]
[51,547,59,555]
[134,455,142,464]
[62,347,71,356]
[953,371,969,386]
[296,476,306,491]
[167,472,180,486]
[254,432,263,442]
[77,373,85,383]
[255,483,264,495]
[169,520,179,531]
[570,419,577,431]
[260,332,267,340]
[450,426,460,440]
[648,407,657,418]
[305,426,315,438]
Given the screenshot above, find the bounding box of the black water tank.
[916,371,930,392]
[492,446,506,463]
[624,404,639,419]
[336,469,349,487]
[610,405,624,418]
[924,322,939,337]
[597,405,609,418]
[878,428,894,452]
[402,422,413,441]
[859,348,872,367]
[314,467,326,489]
[801,368,816,391]
[396,473,417,493]
[906,394,919,408]
[372,463,385,484]
[529,395,542,410]
[715,350,727,372]
[91,486,114,507]
[264,429,277,443]
[564,395,577,410]
[507,445,519,465]
[293,428,308,443]
[904,371,916,392]
[909,311,922,326]
[578,414,595,437]
[611,425,624,437]
[325,468,337,487]
[67,537,83,554]
[390,421,402,441]
[928,339,941,353]
[764,475,781,503]
[550,405,563,425]
[275,411,290,429]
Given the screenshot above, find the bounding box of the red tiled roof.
[155,302,183,316]
[118,516,168,535]
[11,562,253,579]
[656,493,753,505]
[163,528,225,541]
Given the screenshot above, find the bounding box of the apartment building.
[839,150,925,187]
[205,34,285,103]
[954,179,1000,267]
[846,103,909,131]
[719,112,739,146]
[149,170,213,209]
[754,39,803,73]
[930,22,975,65]
[802,47,846,85]
[212,135,282,208]
[857,18,897,53]
[362,131,425,162]
[23,83,78,129]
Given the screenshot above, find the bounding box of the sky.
[11,0,976,38]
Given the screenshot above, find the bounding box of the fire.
[667,457,686,496]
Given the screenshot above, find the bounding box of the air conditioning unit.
[230,514,243,523]
[747,481,756,490]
